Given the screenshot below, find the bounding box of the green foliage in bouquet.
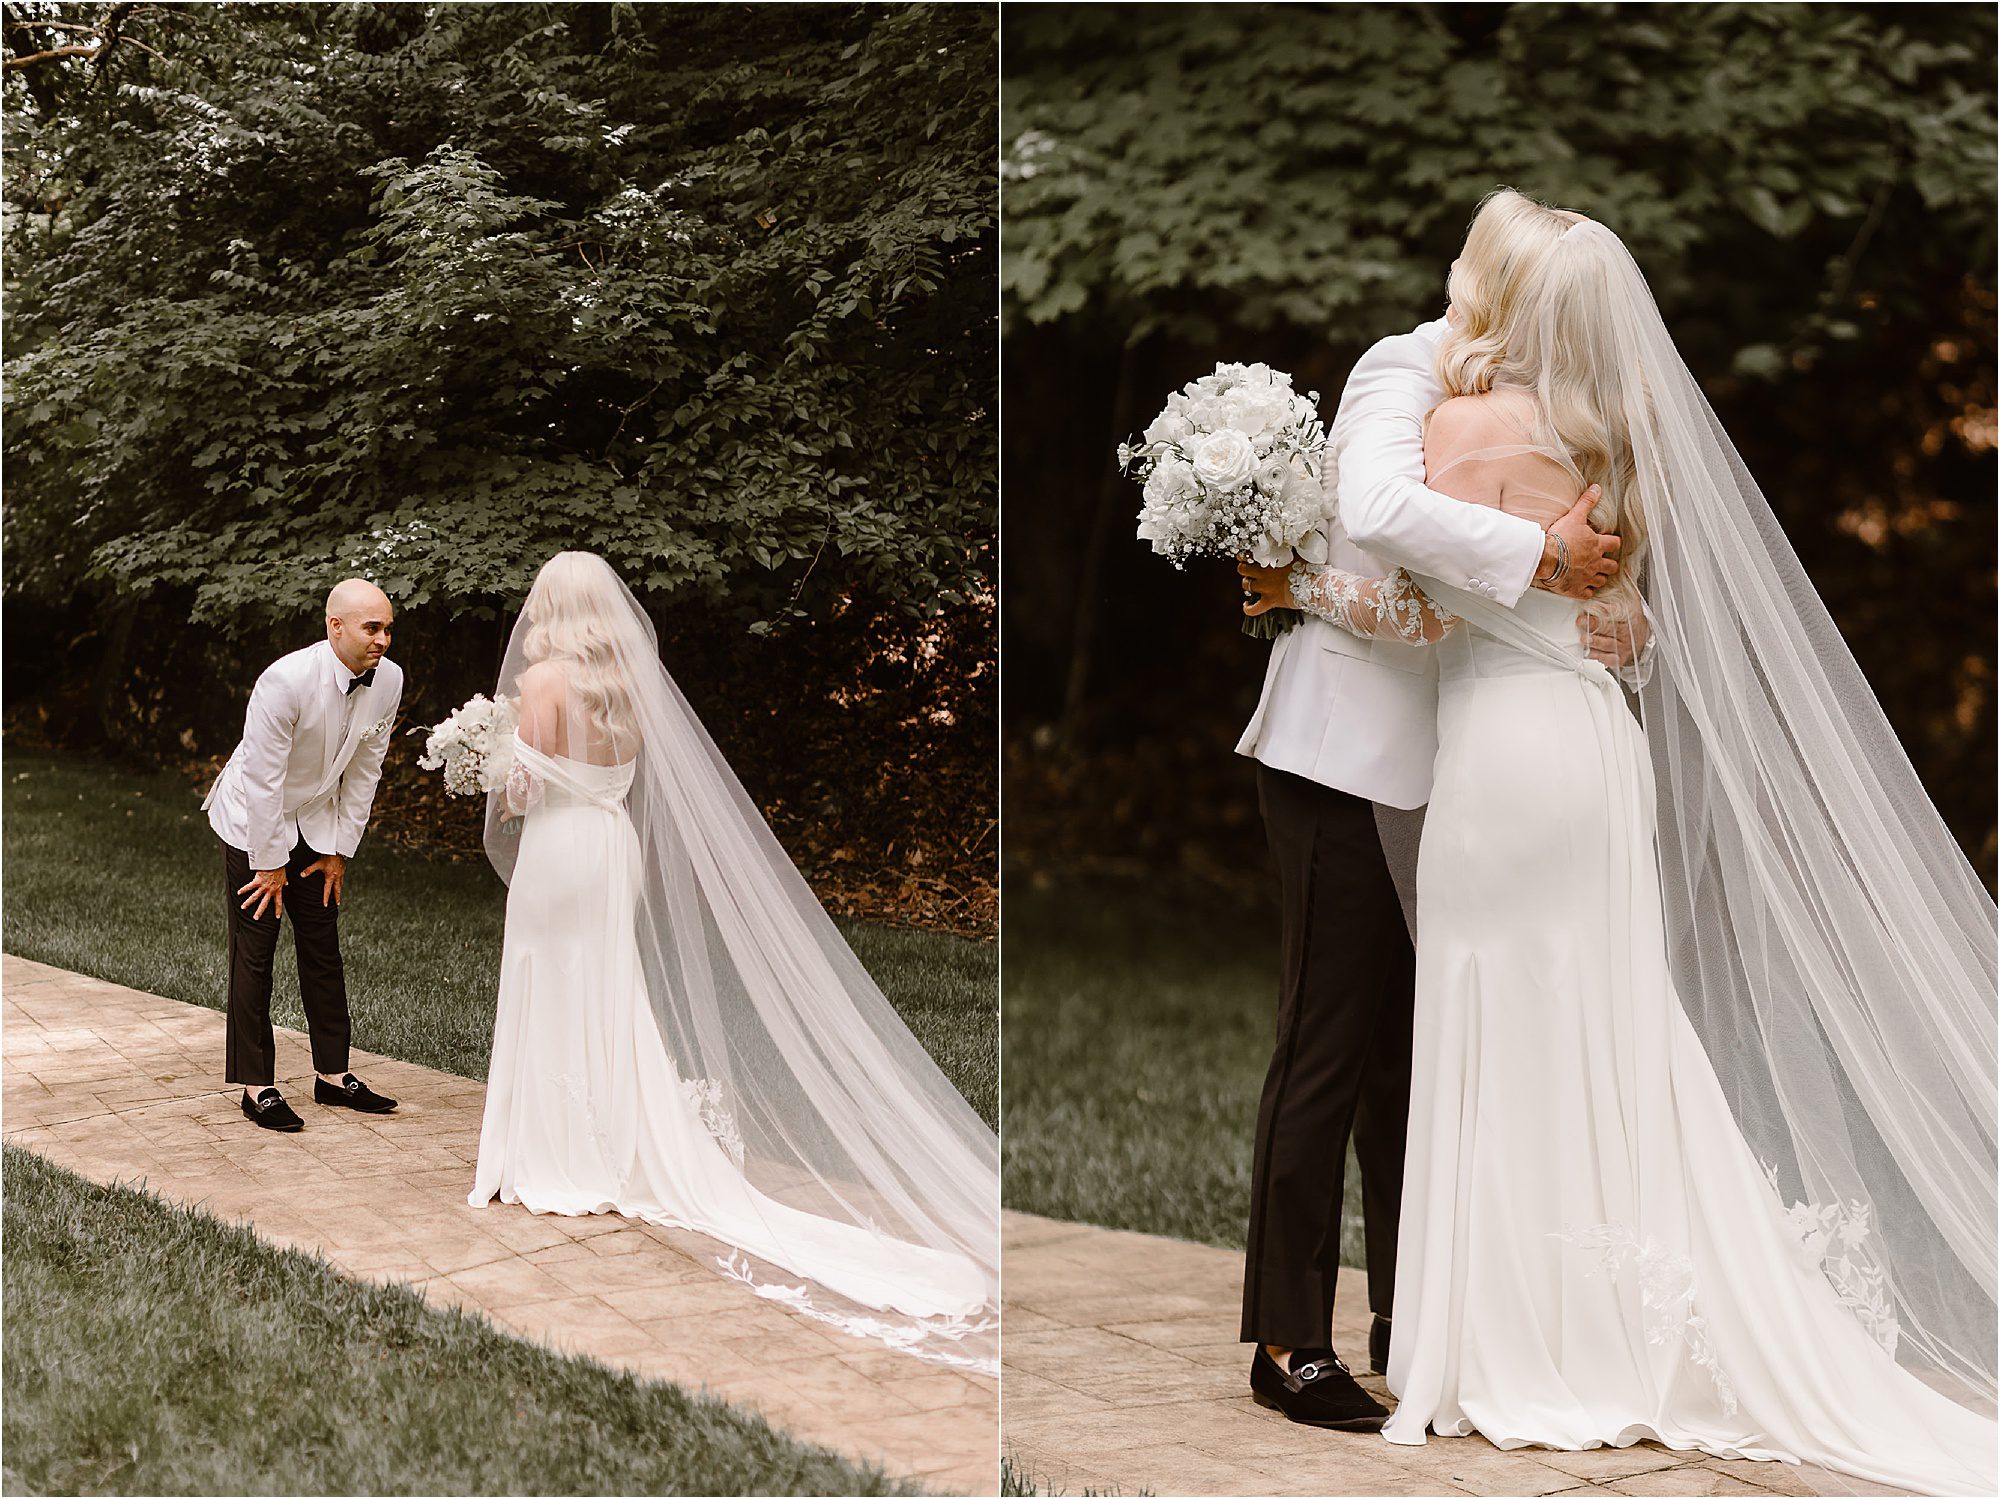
[3,2,996,631]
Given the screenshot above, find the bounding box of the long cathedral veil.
[1413,219,1997,1414]
[481,553,998,1372]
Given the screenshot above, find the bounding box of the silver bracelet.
[1538,530,1570,586]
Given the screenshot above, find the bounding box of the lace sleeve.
[503,754,544,819]
[1288,561,1458,643]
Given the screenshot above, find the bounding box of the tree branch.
[4,42,97,68]
[2,0,154,76]
[5,19,111,35]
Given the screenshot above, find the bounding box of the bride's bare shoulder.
[1426,390,1536,443]
[519,659,570,699]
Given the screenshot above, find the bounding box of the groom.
[203,578,405,1131]
[1234,313,1639,1428]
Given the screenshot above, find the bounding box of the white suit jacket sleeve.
[240,665,300,871]
[1333,320,1546,607]
[333,666,401,858]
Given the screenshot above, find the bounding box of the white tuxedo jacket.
[1236,318,1546,809]
[203,640,405,870]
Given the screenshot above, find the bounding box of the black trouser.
[222,835,350,1086]
[1240,763,1416,1350]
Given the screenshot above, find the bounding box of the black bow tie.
[345,667,376,696]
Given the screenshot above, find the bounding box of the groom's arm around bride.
[201,578,404,1130]
[1335,316,1618,608]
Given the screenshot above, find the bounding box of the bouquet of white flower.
[1118,362,1334,638]
[412,693,518,798]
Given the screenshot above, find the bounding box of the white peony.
[1142,455,1199,508]
[1144,403,1193,446]
[1190,428,1257,492]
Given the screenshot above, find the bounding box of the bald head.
[326,578,394,675]
[327,578,389,620]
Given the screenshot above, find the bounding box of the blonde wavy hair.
[520,551,642,754]
[1436,188,1649,622]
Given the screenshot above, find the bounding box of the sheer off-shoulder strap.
[1425,391,1578,507]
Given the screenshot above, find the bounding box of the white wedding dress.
[469,734,989,1326]
[1292,411,1998,1494]
[462,553,997,1373]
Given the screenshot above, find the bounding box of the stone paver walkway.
[1002,1211,1912,1498]
[1,956,996,1493]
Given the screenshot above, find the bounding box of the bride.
[1242,191,1997,1492]
[468,552,997,1371]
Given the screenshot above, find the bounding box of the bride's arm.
[1293,564,1458,642]
[503,664,565,817]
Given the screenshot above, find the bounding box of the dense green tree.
[1004,3,1991,367]
[5,1,995,629]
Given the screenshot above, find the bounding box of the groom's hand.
[301,853,346,907]
[1535,486,1620,600]
[238,868,287,921]
[1581,605,1651,670]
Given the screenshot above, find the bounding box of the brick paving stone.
[1603,1471,1777,1496]
[1000,1209,1909,1499]
[2,955,996,1492]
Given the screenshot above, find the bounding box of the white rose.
[1190,428,1257,492]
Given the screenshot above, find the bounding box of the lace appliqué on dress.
[1760,1163,1901,1356]
[1554,1223,1738,1415]
[679,1077,746,1167]
[1288,561,1458,643]
[555,1071,620,1172]
[716,1251,999,1376]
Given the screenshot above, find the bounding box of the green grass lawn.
[0,750,996,1129]
[999,1454,1145,1497]
[1,748,995,1495]
[0,1145,913,1496]
[1002,879,1363,1264]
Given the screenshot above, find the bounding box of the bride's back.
[518,657,642,767]
[1424,387,1584,528]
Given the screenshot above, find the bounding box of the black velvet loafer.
[242,1087,304,1132]
[1370,1314,1392,1375]
[315,1073,398,1114]
[1250,1344,1388,1430]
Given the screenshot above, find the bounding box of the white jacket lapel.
[307,647,365,803]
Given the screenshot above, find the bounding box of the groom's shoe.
[242,1088,304,1132]
[1370,1314,1392,1375]
[1250,1345,1388,1431]
[315,1073,398,1114]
